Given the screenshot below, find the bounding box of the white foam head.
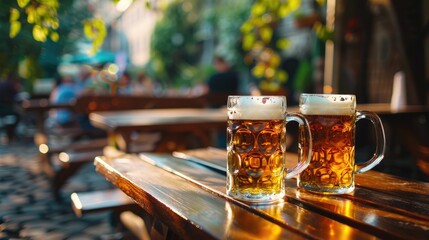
[299,94,356,115]
[227,96,286,120]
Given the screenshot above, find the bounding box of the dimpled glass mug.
[298,94,386,194]
[226,96,312,203]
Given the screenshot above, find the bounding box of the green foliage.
[146,0,203,88]
[241,0,302,92]
[83,18,107,55]
[146,0,252,89]
[209,1,252,69]
[0,0,92,82]
[10,0,60,42]
[0,1,42,78]
[9,0,106,54]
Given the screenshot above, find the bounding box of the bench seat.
[71,189,138,217]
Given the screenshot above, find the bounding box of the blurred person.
[75,64,94,93]
[117,71,133,95]
[207,56,240,96]
[199,55,240,108]
[205,55,240,148]
[0,74,22,143]
[131,72,157,96]
[47,73,79,127]
[77,63,112,96]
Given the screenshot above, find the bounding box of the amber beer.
[227,96,312,203]
[227,119,286,200]
[298,94,386,194]
[299,114,356,193]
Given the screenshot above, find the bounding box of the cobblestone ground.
[0,137,129,239]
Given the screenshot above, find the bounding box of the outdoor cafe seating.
[70,96,429,240]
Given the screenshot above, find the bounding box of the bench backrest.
[72,94,207,114]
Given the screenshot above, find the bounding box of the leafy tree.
[241,0,329,92]
[146,0,204,88]
[0,1,42,79]
[0,0,101,86]
[240,0,301,92]
[204,0,252,69]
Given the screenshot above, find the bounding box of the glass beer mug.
[298,94,386,194]
[227,96,312,203]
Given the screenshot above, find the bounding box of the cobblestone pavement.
[0,138,130,240]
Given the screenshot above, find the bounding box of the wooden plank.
[176,148,429,217]
[46,138,107,154]
[71,189,137,217]
[287,104,429,116]
[138,153,378,239]
[355,171,429,205]
[285,185,429,240]
[95,155,310,240]
[89,108,227,132]
[174,148,429,206]
[58,150,104,166]
[138,152,429,239]
[73,95,207,114]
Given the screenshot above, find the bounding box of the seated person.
[0,75,22,143]
[206,56,240,107]
[206,56,240,147]
[47,73,78,127]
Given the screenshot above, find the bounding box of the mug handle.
[285,113,312,179]
[355,111,386,174]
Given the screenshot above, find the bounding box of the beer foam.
[300,94,356,115]
[228,96,286,120]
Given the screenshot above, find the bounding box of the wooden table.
[290,103,429,180]
[287,103,429,116]
[22,98,73,134]
[356,104,429,180]
[94,148,429,240]
[89,108,227,152]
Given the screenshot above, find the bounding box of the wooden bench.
[70,189,139,217]
[22,94,208,138]
[71,189,151,239]
[22,94,209,201]
[63,94,228,235]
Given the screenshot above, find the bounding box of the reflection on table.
[94,148,429,240]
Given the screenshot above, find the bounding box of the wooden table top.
[94,148,429,240]
[288,103,429,116]
[89,108,227,132]
[89,104,429,133]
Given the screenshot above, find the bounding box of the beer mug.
[227,96,312,203]
[298,94,386,194]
